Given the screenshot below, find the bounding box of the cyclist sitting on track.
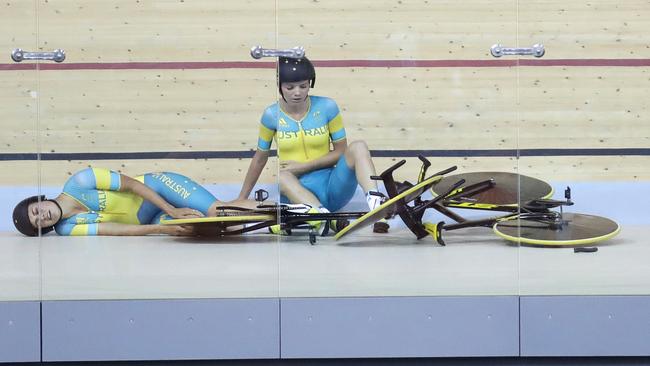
[237,56,389,235]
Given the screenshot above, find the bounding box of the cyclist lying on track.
[12,167,260,236]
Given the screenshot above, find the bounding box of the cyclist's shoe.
[306,206,349,236]
[268,204,315,235]
[270,204,349,236]
[305,207,328,235]
[268,224,291,236]
[329,218,350,233]
[366,191,386,212]
[283,205,328,236]
[366,191,390,233]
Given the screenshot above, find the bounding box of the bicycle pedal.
[373,221,390,233]
[254,189,269,202]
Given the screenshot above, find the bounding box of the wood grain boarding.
[280,0,650,60]
[0,159,279,186]
[34,1,277,63]
[0,0,648,185]
[2,156,649,187]
[0,69,276,153]
[1,67,648,152]
[5,1,647,61]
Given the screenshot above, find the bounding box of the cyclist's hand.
[280,160,309,176]
[161,224,196,236]
[167,207,203,219]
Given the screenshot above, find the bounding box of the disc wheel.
[493,213,620,247]
[432,172,552,205]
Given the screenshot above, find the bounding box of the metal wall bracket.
[250,46,305,59]
[490,44,545,58]
[11,48,66,63]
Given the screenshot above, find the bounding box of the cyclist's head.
[13,195,61,236]
[278,57,315,101]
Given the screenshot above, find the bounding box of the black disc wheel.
[493,213,620,247]
[432,172,552,205]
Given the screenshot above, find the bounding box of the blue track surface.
[2,182,648,232]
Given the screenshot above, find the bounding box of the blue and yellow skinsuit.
[258,95,358,211]
[54,168,217,236]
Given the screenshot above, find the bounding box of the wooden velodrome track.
[0,1,649,302]
[0,0,648,186]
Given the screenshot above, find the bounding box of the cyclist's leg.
[325,155,358,212]
[342,141,390,232]
[280,168,331,208]
[143,172,218,216]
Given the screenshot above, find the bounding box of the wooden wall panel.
[1,156,647,187]
[2,67,646,153]
[277,0,650,59]
[1,0,648,185]
[36,0,276,62]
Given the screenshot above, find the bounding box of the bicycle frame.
[372,155,574,244]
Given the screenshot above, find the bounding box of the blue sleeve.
[322,97,341,121]
[55,214,100,236]
[321,98,346,142]
[258,107,278,151]
[64,168,121,192]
